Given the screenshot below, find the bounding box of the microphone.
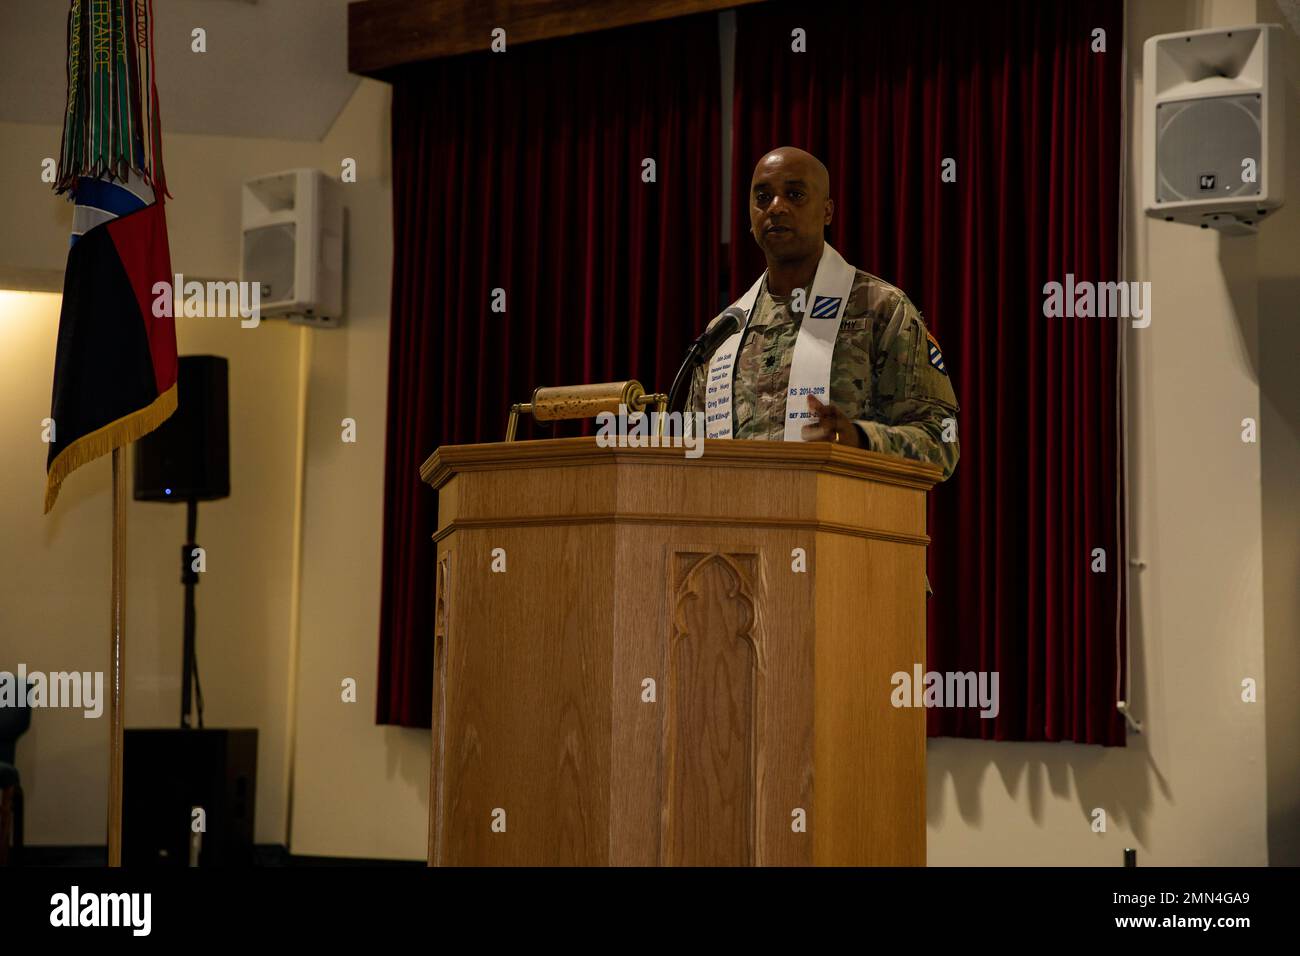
[667,307,744,414]
[696,307,746,356]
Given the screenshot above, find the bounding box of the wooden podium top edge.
[419,437,942,491]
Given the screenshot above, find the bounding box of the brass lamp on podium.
[505,310,742,441]
[505,380,668,441]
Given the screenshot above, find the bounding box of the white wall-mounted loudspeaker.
[241,169,344,326]
[1143,24,1285,236]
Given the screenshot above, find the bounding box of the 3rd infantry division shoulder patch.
[927,331,947,374]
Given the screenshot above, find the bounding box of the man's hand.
[801,395,864,447]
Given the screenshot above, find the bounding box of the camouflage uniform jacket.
[686,269,960,480]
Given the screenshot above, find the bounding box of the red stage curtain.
[730,0,1126,744]
[378,17,722,727]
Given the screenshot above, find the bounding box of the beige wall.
[0,230,304,846]
[286,81,430,860]
[0,78,424,856]
[0,82,406,851]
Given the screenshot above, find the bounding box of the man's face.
[749,151,832,263]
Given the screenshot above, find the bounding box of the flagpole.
[108,447,126,866]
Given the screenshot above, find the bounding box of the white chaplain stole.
[703,242,857,441]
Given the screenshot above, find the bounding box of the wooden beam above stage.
[348,0,765,77]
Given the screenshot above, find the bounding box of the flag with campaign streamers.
[44,0,176,513]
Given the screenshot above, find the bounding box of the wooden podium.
[419,437,941,866]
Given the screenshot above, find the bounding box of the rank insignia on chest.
[927,331,947,374]
[810,295,842,319]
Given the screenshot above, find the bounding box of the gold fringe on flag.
[43,383,176,514]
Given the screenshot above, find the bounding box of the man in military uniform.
[687,147,959,481]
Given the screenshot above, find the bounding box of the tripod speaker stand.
[133,354,231,727]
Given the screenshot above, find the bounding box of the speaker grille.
[243,223,296,302]
[1155,94,1263,203]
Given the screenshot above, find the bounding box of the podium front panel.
[422,438,937,866]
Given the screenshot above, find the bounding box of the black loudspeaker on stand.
[130,356,255,866]
[134,354,230,728]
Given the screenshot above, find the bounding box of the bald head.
[753,147,830,200]
[748,147,834,266]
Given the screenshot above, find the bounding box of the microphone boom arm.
[666,310,743,415]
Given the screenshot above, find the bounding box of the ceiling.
[0,0,359,140]
[1,1,1295,140]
